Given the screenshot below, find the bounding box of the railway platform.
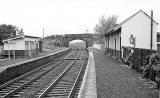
[91,48,159,98]
[78,47,159,98]
[0,47,66,71]
[78,49,97,98]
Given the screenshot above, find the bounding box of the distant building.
[104,10,158,57]
[3,35,40,57]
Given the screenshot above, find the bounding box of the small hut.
[3,35,40,58]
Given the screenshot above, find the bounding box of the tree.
[0,34,3,45]
[0,24,25,44]
[0,24,17,39]
[94,15,118,44]
[17,28,24,36]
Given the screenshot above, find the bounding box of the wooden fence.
[106,46,160,82]
[122,47,158,82]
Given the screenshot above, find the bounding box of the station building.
[3,35,40,57]
[104,10,159,58]
[157,32,160,50]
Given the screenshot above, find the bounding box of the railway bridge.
[61,33,95,47]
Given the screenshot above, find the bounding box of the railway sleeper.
[47,92,70,96]
[56,58,88,61]
[48,92,70,95]
[53,87,72,90]
[51,89,71,92]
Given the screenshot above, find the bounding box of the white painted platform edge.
[78,51,97,98]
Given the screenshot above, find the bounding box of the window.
[157,44,160,50]
[25,41,29,50]
[157,35,160,42]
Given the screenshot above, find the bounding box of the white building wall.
[25,37,39,41]
[152,23,157,50]
[107,32,121,50]
[116,37,121,50]
[121,12,157,50]
[25,37,40,50]
[4,39,25,50]
[109,37,115,50]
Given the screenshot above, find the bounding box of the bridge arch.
[62,34,94,48]
[69,39,86,48]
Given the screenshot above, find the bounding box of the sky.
[0,0,160,37]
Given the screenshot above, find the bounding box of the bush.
[141,52,160,88]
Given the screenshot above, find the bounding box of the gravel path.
[0,47,66,68]
[90,48,159,98]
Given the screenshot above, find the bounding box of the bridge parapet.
[62,33,95,48]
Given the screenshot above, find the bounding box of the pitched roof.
[119,10,158,26]
[24,35,40,39]
[3,35,40,42]
[105,10,159,35]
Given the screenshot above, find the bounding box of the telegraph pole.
[86,29,88,48]
[150,10,153,49]
[43,28,45,39]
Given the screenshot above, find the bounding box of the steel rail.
[0,50,77,98]
[68,57,86,98]
[0,50,74,89]
[37,52,81,98]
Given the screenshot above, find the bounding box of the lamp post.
[43,28,45,39]
[86,29,88,48]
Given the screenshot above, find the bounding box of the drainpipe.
[120,37,122,59]
[150,10,153,50]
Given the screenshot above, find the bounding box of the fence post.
[132,48,135,69]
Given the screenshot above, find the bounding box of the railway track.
[36,50,87,98]
[0,49,78,97]
[0,49,88,98]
